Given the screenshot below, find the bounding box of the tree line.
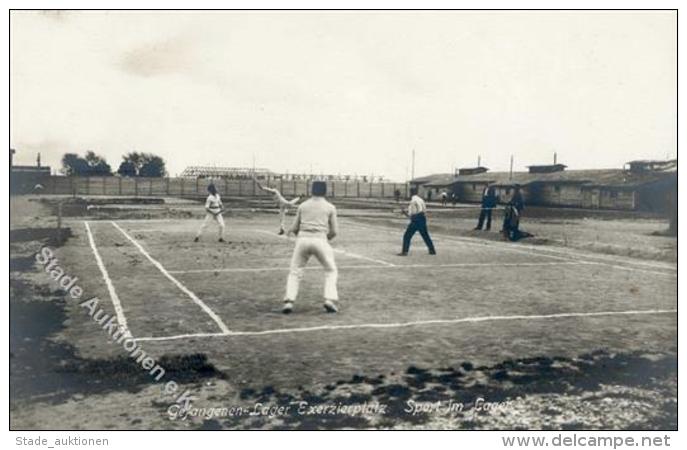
[61,151,167,177]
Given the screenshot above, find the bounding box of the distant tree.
[120,151,167,177]
[62,151,111,176]
[117,161,137,177]
[139,155,167,177]
[84,151,112,176]
[61,153,88,176]
[122,151,145,173]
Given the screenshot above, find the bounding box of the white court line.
[127,229,189,233]
[583,262,677,278]
[332,248,396,267]
[110,221,231,334]
[345,221,677,276]
[133,308,677,342]
[365,219,678,271]
[168,261,589,274]
[253,229,396,267]
[344,220,574,263]
[83,222,131,338]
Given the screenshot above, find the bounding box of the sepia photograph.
[6,5,679,441]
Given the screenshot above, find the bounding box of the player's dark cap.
[409,187,418,196]
[207,184,217,194]
[311,181,327,196]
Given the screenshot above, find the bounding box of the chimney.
[553,152,557,165]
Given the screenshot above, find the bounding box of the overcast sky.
[10,11,676,180]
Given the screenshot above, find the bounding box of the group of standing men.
[192,179,527,315]
[473,185,524,234]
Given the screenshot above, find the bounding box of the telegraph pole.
[509,155,514,180]
[410,148,416,181]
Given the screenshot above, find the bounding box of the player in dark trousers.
[398,188,436,256]
[474,186,497,231]
[511,185,525,214]
[502,185,529,240]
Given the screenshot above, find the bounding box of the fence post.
[356,181,360,197]
[134,177,139,197]
[103,177,106,195]
[369,182,372,198]
[238,179,242,196]
[196,178,200,195]
[56,201,62,242]
[381,183,385,198]
[166,177,170,195]
[149,178,153,196]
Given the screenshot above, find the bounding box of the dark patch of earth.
[182,350,676,430]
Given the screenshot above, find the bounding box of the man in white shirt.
[194,184,225,243]
[399,187,436,256]
[282,181,339,314]
[256,179,301,235]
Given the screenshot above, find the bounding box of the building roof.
[457,166,489,176]
[422,168,675,189]
[11,165,51,174]
[624,159,677,172]
[180,166,272,178]
[410,173,458,185]
[527,163,568,173]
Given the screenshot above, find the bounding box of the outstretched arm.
[258,184,278,195]
[254,177,277,195]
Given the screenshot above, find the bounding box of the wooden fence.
[41,176,410,199]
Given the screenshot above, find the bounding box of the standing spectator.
[474,186,497,231]
[440,191,448,206]
[394,188,402,203]
[501,185,531,240]
[398,188,437,256]
[511,185,525,214]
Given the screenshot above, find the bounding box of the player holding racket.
[194,183,225,243]
[282,181,339,314]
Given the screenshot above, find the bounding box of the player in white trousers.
[256,179,301,235]
[194,184,226,243]
[282,181,339,314]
